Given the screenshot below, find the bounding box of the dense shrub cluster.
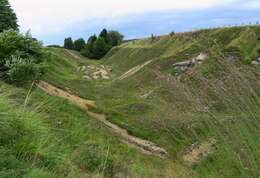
[64,29,124,59]
[0,30,45,85]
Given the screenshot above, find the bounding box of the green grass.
[0,26,260,177]
[1,81,189,177]
[46,26,260,177]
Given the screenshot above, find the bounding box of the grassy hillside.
[0,80,190,178]
[1,26,260,177]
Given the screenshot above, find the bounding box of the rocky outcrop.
[173,53,208,72]
[196,53,208,63]
[78,65,111,80]
[252,58,260,65]
[173,61,194,72]
[224,51,240,62]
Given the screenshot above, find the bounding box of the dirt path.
[66,49,81,60]
[116,60,153,81]
[37,81,96,109]
[37,81,168,158]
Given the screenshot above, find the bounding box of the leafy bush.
[0,29,45,85]
[5,55,45,84]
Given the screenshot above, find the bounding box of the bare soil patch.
[183,139,217,164]
[117,60,153,81]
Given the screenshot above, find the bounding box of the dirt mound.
[37,81,167,158]
[183,139,217,164]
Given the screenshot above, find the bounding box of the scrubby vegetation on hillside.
[31,25,259,178]
[0,1,259,176]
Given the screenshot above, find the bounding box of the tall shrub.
[0,30,45,85]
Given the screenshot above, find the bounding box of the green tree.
[64,37,74,50]
[81,35,97,59]
[74,38,85,52]
[92,37,109,59]
[99,29,108,43]
[87,35,97,44]
[107,30,124,46]
[81,29,124,59]
[80,44,92,58]
[0,0,18,32]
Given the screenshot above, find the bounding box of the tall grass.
[153,45,260,177]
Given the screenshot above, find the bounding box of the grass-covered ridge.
[1,26,260,177]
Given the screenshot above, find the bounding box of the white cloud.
[10,0,235,35]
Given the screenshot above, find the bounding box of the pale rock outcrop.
[80,65,110,80]
[252,58,260,65]
[173,53,208,72]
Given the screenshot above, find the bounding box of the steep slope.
[100,26,260,178]
[1,26,259,178]
[0,79,189,178]
[37,80,167,158]
[46,26,260,178]
[0,49,191,177]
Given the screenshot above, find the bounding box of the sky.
[9,0,260,45]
